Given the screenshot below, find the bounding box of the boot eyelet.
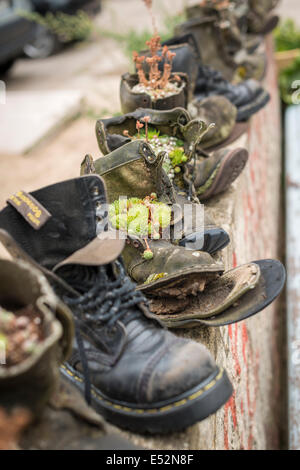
[133,241,140,248]
[178,115,188,125]
[105,326,117,338]
[92,187,100,196]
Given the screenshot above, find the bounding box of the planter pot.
[96,107,207,156]
[120,72,189,114]
[0,258,73,416]
[97,98,237,157]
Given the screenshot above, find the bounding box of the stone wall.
[118,38,284,450]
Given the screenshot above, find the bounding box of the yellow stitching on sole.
[61,365,225,415]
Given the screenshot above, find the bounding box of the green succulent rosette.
[109,194,172,259]
[133,128,189,181]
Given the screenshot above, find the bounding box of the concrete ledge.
[116,38,283,450]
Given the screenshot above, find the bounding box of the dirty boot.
[247,0,280,34]
[97,99,238,152]
[0,258,72,416]
[186,1,244,56]
[120,72,189,114]
[95,110,247,203]
[162,34,270,122]
[0,177,233,434]
[74,168,286,329]
[84,137,231,253]
[175,14,267,82]
[193,65,270,122]
[186,1,261,55]
[188,95,238,145]
[185,147,249,201]
[150,260,286,328]
[0,258,138,449]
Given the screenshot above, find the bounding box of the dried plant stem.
[133,35,178,90]
[142,0,158,35]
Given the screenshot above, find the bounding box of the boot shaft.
[0,259,73,416]
[175,17,236,81]
[81,140,176,204]
[120,72,189,114]
[186,2,244,54]
[0,177,108,271]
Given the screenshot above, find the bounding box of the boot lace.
[58,260,149,404]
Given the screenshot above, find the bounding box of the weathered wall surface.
[117,38,284,450]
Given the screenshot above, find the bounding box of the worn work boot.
[0,258,72,417]
[0,177,233,434]
[247,0,280,34]
[186,1,261,55]
[99,98,238,151]
[175,15,267,82]
[77,162,285,328]
[188,95,238,145]
[149,259,286,328]
[193,65,270,122]
[186,1,244,56]
[162,34,269,122]
[0,259,141,450]
[85,135,231,254]
[121,234,224,294]
[185,147,249,201]
[175,15,236,81]
[95,109,247,204]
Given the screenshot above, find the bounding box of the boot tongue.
[58,262,151,330]
[0,176,114,271]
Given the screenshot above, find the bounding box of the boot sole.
[166,259,286,328]
[60,365,233,434]
[237,90,270,122]
[198,259,286,327]
[179,228,230,255]
[198,148,249,201]
[205,121,249,152]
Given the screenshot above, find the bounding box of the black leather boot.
[194,64,270,122]
[0,176,233,434]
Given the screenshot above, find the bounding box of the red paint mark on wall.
[242,323,249,365]
[224,401,229,450]
[234,325,241,376]
[223,393,238,450]
[232,251,237,268]
[222,40,279,449]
